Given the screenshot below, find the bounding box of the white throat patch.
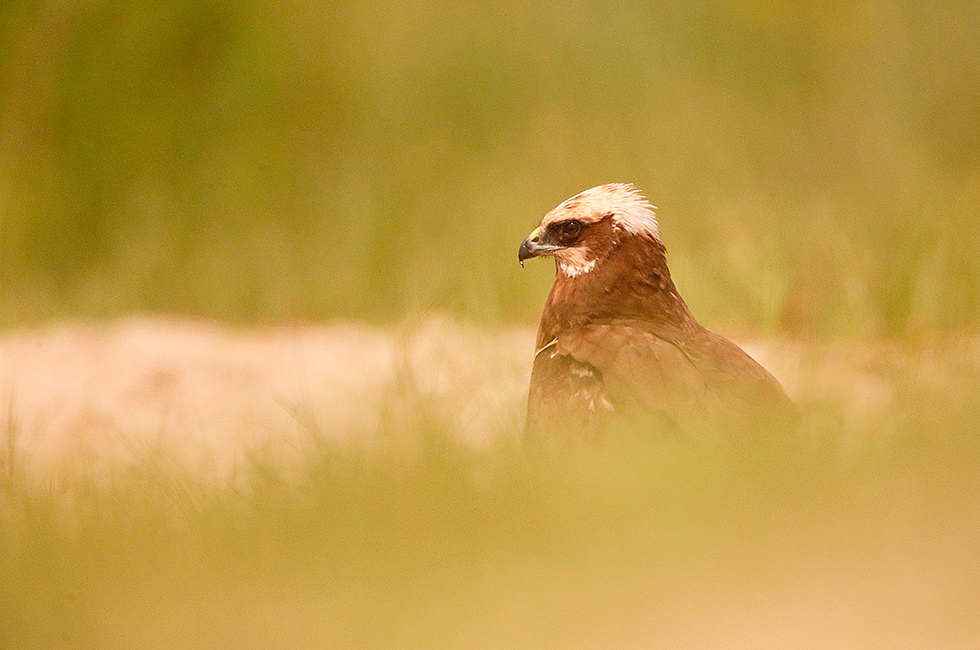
[555,248,597,277]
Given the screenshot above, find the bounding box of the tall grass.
[2,342,978,649]
[1,0,979,334]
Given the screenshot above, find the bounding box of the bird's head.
[518,183,660,277]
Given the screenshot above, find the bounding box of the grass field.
[1,1,979,646]
[1,318,978,649]
[2,0,980,334]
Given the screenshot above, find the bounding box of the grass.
[1,335,978,649]
[1,0,980,333]
[1,0,979,644]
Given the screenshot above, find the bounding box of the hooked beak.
[518,226,563,267]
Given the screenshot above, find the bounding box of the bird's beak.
[518,226,562,267]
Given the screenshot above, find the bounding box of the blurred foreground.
[1,317,979,649]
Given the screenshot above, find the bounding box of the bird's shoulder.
[544,320,705,408]
[534,319,796,434]
[525,336,612,441]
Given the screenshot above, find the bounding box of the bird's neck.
[536,235,697,347]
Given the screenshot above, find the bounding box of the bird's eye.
[559,220,583,242]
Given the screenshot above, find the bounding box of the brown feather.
[522,185,796,443]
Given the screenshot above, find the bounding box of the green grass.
[1,3,977,644]
[1,0,980,334]
[2,348,978,649]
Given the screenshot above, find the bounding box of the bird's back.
[526,318,796,443]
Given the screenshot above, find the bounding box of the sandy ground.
[0,316,533,478]
[2,316,978,649]
[0,314,974,479]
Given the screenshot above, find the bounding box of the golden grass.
[1,318,978,649]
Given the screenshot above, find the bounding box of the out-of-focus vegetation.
[2,339,979,649]
[1,0,979,335]
[2,4,978,647]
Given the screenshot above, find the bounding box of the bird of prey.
[519,183,796,442]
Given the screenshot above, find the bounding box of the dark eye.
[559,220,583,242]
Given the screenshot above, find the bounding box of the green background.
[3,4,980,647]
[2,0,979,335]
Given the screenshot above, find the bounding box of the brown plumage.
[519,183,796,442]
